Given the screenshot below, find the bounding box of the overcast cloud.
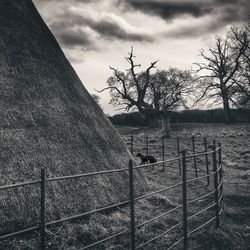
[34,0,249,53]
[33,0,249,114]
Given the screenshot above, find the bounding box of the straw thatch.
[0,0,147,233]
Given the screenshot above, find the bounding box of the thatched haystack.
[0,0,147,233]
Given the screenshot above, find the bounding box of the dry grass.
[1,123,250,249]
[118,123,250,249]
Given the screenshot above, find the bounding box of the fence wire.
[0,136,224,250]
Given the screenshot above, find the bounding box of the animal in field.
[136,153,157,165]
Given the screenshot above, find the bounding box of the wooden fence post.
[192,136,198,178]
[40,169,46,250]
[130,135,134,155]
[218,142,223,211]
[212,141,220,229]
[146,135,149,161]
[204,137,210,185]
[181,150,188,250]
[177,137,181,175]
[162,137,165,171]
[129,160,136,250]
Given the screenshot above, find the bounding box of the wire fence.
[0,136,224,250]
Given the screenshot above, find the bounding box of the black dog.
[136,153,157,165]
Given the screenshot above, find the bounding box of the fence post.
[177,137,181,175]
[181,150,188,250]
[192,136,198,178]
[204,137,210,185]
[130,135,134,155]
[218,143,223,212]
[40,169,46,250]
[146,135,149,161]
[129,160,136,250]
[162,137,165,171]
[212,141,220,229]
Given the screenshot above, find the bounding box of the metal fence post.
[212,141,220,229]
[204,137,210,185]
[177,137,181,175]
[192,136,198,178]
[218,143,223,212]
[162,137,165,171]
[40,169,46,250]
[130,135,134,155]
[129,160,136,250]
[181,150,188,250]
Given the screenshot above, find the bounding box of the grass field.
[117,123,250,250]
[1,123,250,249]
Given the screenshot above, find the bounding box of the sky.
[33,0,249,115]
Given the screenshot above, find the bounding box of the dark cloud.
[119,0,250,24]
[57,29,95,48]
[90,19,153,42]
[219,4,249,24]
[164,20,221,39]
[116,0,250,40]
[119,0,213,20]
[34,0,98,2]
[49,21,97,50]
[208,0,250,32]
[48,10,153,50]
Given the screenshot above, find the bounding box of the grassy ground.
[117,123,250,250]
[1,123,249,249]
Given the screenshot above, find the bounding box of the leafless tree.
[98,48,193,136]
[149,68,192,112]
[149,68,193,136]
[231,26,250,107]
[194,27,249,123]
[98,47,157,115]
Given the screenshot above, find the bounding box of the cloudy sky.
[33,0,249,114]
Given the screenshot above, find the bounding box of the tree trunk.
[220,79,232,124]
[222,95,232,124]
[161,116,171,138]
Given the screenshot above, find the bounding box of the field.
[1,123,250,249]
[117,123,250,250]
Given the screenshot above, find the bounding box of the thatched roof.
[0,0,147,233]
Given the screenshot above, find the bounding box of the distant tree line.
[109,109,250,126]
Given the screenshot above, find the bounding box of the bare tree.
[194,28,249,123]
[98,48,193,136]
[98,48,158,116]
[231,26,250,107]
[149,68,192,111]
